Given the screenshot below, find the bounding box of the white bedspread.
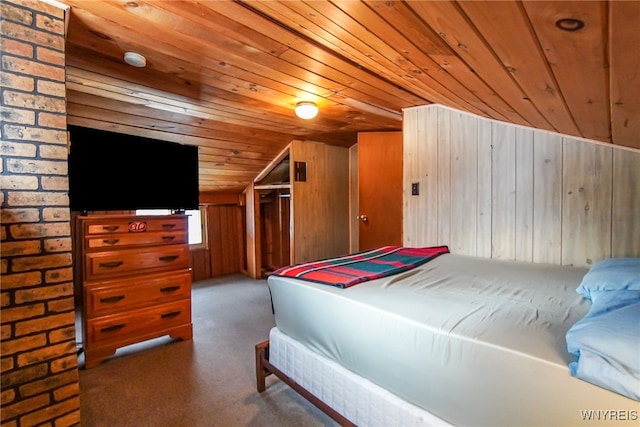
[267,254,639,426]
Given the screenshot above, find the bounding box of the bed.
[255,249,640,426]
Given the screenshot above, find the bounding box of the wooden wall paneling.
[190,248,211,281]
[404,104,640,267]
[349,144,359,253]
[515,128,534,262]
[449,111,478,255]
[561,139,613,266]
[532,132,563,264]
[286,150,296,266]
[252,188,261,278]
[200,192,242,205]
[436,107,451,246]
[403,107,436,248]
[420,106,440,247]
[476,119,493,257]
[222,206,234,274]
[219,206,230,275]
[208,205,223,277]
[402,108,420,247]
[220,206,232,274]
[611,149,640,257]
[326,144,350,255]
[291,140,349,263]
[235,204,246,273]
[231,204,244,274]
[237,205,247,273]
[238,205,246,273]
[491,123,517,259]
[291,140,320,263]
[243,183,261,278]
[218,205,228,275]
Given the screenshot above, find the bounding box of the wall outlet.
[411,182,419,196]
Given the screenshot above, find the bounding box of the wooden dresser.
[76,214,193,368]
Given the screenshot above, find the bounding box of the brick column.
[1,1,81,425]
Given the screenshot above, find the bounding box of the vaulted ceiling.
[62,0,640,193]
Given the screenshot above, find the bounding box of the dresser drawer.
[86,231,188,249]
[85,271,191,317]
[84,216,188,235]
[85,299,191,347]
[85,244,190,280]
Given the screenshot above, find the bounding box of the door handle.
[358,214,368,223]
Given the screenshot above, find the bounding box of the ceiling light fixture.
[555,18,585,32]
[124,51,147,67]
[295,102,318,120]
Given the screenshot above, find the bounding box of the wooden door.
[357,132,403,250]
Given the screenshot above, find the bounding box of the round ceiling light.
[124,51,147,67]
[295,102,318,120]
[555,18,585,32]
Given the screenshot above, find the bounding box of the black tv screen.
[68,126,199,212]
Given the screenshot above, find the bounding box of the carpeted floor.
[78,274,337,427]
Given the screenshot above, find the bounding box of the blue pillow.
[576,258,640,301]
[566,290,640,401]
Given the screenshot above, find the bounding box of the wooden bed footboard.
[254,340,271,393]
[254,340,356,427]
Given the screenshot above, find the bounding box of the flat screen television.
[68,125,199,212]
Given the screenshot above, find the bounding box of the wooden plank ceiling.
[62,0,640,193]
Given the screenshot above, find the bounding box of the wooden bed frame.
[254,340,356,427]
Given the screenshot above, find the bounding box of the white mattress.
[267,254,639,426]
[269,326,450,426]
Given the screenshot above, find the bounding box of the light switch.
[411,182,419,196]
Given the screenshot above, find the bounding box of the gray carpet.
[78,274,337,427]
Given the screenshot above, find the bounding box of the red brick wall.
[1,0,81,425]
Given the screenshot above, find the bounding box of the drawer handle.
[161,235,176,241]
[103,239,120,245]
[161,224,176,229]
[159,255,179,262]
[101,324,125,333]
[161,311,181,319]
[99,261,124,268]
[100,295,125,304]
[160,286,180,293]
[102,225,119,232]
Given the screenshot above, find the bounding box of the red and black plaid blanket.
[270,245,449,288]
